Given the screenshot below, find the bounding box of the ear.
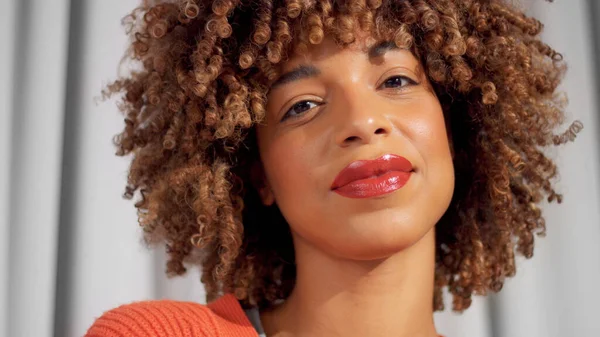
[448,130,455,160]
[444,113,455,160]
[250,160,275,206]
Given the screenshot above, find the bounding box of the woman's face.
[255,34,455,260]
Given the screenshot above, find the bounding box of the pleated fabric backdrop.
[1,0,599,336]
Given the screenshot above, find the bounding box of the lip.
[331,154,413,198]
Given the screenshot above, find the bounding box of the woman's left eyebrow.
[367,40,398,59]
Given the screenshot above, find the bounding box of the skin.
[254,33,455,337]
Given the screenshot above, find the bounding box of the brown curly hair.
[104,0,582,312]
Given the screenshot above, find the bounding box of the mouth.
[331,154,414,199]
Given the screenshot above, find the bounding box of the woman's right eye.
[281,100,320,121]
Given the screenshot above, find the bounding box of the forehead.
[282,33,393,71]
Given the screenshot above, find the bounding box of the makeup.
[331,154,413,198]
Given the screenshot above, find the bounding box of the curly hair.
[104,0,582,312]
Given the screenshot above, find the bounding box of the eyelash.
[280,75,417,122]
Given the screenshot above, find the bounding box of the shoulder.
[84,294,258,337]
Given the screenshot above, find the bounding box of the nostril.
[345,136,360,142]
[374,128,386,135]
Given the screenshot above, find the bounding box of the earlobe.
[259,186,275,206]
[250,161,275,206]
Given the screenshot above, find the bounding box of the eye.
[282,100,320,121]
[380,75,418,89]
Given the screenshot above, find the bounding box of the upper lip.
[331,154,414,190]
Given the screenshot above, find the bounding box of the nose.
[333,92,393,147]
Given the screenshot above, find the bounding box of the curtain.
[1,1,598,336]
[1,0,71,336]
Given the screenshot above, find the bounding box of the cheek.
[260,131,321,200]
[415,103,455,205]
[397,98,454,206]
[402,100,451,164]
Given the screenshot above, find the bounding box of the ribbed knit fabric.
[85,293,446,337]
[84,293,258,337]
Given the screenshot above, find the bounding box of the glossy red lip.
[331,154,413,198]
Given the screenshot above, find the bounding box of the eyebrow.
[367,40,399,59]
[270,40,399,89]
[270,65,321,89]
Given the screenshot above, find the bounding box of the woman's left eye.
[380,75,417,89]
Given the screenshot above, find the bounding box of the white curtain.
[1,1,599,337]
[1,0,71,336]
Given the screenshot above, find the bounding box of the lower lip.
[332,171,412,198]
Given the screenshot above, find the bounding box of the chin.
[327,219,434,261]
[339,244,414,261]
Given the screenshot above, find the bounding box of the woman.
[86,0,581,336]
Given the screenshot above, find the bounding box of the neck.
[261,227,439,337]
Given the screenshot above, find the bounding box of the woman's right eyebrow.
[269,41,398,89]
[271,64,321,89]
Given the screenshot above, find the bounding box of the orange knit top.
[85,294,258,337]
[85,294,445,337]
